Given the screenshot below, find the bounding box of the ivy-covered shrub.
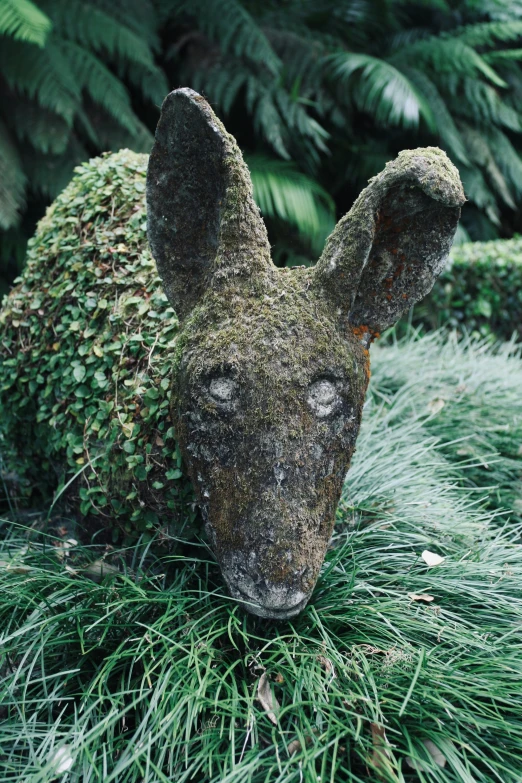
[0,150,196,544]
[414,238,522,341]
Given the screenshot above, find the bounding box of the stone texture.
[0,89,463,620]
[146,90,464,618]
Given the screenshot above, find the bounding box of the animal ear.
[313,148,465,338]
[147,88,270,322]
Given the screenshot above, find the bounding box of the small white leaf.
[427,398,445,414]
[257,673,279,725]
[406,738,447,770]
[421,550,445,567]
[49,745,74,773]
[424,739,446,768]
[84,559,119,582]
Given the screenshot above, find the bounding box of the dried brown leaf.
[369,722,391,771]
[317,655,335,677]
[408,593,435,602]
[257,673,279,725]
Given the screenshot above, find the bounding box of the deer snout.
[218,547,315,619]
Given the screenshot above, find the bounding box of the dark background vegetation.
[2,0,522,295]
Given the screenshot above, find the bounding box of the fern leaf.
[326,52,436,130]
[460,123,516,210]
[117,61,168,106]
[455,21,522,49]
[61,41,138,136]
[172,0,281,75]
[5,96,70,154]
[0,36,79,120]
[0,0,51,47]
[0,121,26,229]
[44,0,157,68]
[404,67,469,163]
[247,154,335,253]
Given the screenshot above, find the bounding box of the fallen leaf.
[424,739,446,768]
[421,550,445,567]
[257,673,279,725]
[406,738,447,770]
[408,593,435,602]
[369,723,391,771]
[274,672,284,683]
[427,398,445,414]
[49,745,74,774]
[317,655,336,677]
[84,559,120,582]
[287,735,314,755]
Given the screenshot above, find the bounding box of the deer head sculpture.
[147,89,465,619]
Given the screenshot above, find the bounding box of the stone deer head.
[147,88,464,619]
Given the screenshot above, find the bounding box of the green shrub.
[414,237,522,341]
[0,150,196,542]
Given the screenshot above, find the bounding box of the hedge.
[412,237,522,341]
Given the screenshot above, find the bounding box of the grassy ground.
[1,332,521,782]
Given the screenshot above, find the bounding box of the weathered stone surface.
[0,89,463,619]
[146,89,464,618]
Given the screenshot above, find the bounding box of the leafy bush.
[0,151,196,541]
[414,237,522,341]
[1,330,522,781]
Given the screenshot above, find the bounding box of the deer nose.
[230,580,310,619]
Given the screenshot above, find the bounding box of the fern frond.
[21,134,87,199]
[455,21,522,49]
[6,96,70,154]
[483,126,522,197]
[172,0,281,75]
[485,48,522,63]
[460,123,516,210]
[247,154,335,253]
[326,52,435,129]
[80,0,160,47]
[404,67,469,163]
[459,79,521,131]
[118,61,168,106]
[0,0,51,46]
[395,37,508,87]
[0,36,79,120]
[44,0,157,68]
[459,164,500,224]
[61,41,138,135]
[0,121,26,229]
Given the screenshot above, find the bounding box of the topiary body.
[0,150,196,544]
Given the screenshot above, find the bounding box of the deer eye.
[308,379,340,418]
[209,377,238,404]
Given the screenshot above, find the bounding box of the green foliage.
[371,331,522,526]
[0,0,50,46]
[414,237,522,341]
[0,151,195,542]
[1,330,522,781]
[0,0,165,260]
[246,154,335,256]
[4,0,522,289]
[168,0,522,242]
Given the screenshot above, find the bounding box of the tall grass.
[1,332,521,782]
